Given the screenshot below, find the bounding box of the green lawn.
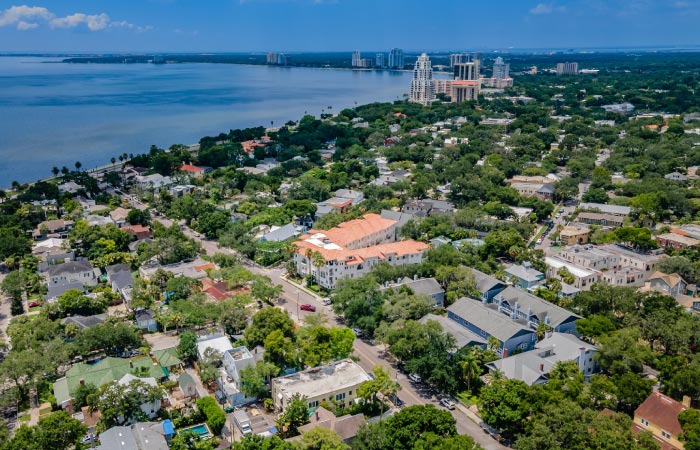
[456,391,478,407]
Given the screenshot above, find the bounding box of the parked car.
[408,373,422,383]
[352,328,363,337]
[367,372,376,380]
[322,297,332,306]
[28,301,41,308]
[388,393,404,407]
[300,304,316,312]
[440,398,456,410]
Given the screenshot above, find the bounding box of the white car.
[322,297,332,306]
[440,398,456,410]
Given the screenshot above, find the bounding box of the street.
[132,198,508,449]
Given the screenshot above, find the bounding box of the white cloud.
[0,5,148,32]
[16,20,39,30]
[530,2,565,14]
[51,13,110,31]
[0,5,53,29]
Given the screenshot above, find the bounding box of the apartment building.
[271,359,371,411]
[294,214,428,289]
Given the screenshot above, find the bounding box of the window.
[335,393,346,401]
[662,431,671,439]
[348,391,352,395]
[309,401,319,408]
[640,418,649,426]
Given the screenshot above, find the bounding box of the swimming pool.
[179,423,212,439]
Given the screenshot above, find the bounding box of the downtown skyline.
[0,0,699,53]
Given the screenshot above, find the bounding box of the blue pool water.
[180,423,211,438]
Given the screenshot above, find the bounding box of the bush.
[196,397,226,435]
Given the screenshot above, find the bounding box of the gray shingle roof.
[46,282,84,300]
[494,286,580,328]
[45,260,93,277]
[397,277,444,297]
[420,314,486,348]
[447,298,534,342]
[61,314,107,330]
[470,268,505,294]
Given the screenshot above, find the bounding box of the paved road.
[129,197,507,449]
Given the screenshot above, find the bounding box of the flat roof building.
[271,359,371,411]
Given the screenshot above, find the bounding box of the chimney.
[683,395,692,408]
[539,364,545,372]
[79,378,85,386]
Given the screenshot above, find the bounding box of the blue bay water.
[0,57,412,187]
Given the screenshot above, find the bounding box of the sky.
[0,0,698,53]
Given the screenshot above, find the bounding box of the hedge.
[196,397,226,435]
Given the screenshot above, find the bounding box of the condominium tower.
[352,51,361,67]
[388,48,404,69]
[557,62,579,75]
[409,53,435,105]
[450,53,469,67]
[492,57,510,79]
[376,53,386,68]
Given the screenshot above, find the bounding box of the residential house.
[578,203,631,217]
[641,272,688,299]
[53,356,167,411]
[258,223,299,243]
[558,244,662,276]
[44,259,97,287]
[33,219,73,240]
[58,181,81,194]
[429,236,452,248]
[665,171,688,182]
[271,359,371,411]
[45,281,84,303]
[293,214,428,289]
[334,189,364,205]
[134,174,172,191]
[316,197,353,218]
[61,314,107,330]
[86,215,114,227]
[152,348,183,374]
[559,225,591,245]
[123,225,153,241]
[106,264,133,303]
[401,199,456,217]
[109,207,131,228]
[544,256,600,290]
[32,238,66,257]
[298,407,367,443]
[134,309,157,332]
[656,233,700,251]
[632,392,690,450]
[576,212,625,228]
[178,373,197,399]
[382,277,445,307]
[505,263,545,289]
[196,334,233,361]
[491,286,581,334]
[218,346,260,406]
[670,225,700,240]
[96,422,170,450]
[379,210,414,240]
[178,163,212,178]
[114,373,162,419]
[139,258,214,281]
[447,298,538,357]
[511,183,554,200]
[486,332,598,385]
[470,268,507,302]
[420,314,487,350]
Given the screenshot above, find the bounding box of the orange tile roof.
[179,163,205,173]
[296,239,428,264]
[306,213,396,248]
[194,262,216,272]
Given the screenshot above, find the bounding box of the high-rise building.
[359,58,374,68]
[376,53,386,68]
[277,53,289,65]
[453,60,480,81]
[556,62,578,75]
[388,48,404,69]
[449,53,469,67]
[409,53,435,105]
[352,51,361,68]
[266,52,277,64]
[492,57,510,79]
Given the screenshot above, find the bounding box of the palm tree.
[311,251,326,286]
[74,161,82,171]
[61,166,69,175]
[11,181,20,191]
[460,353,481,392]
[0,190,6,203]
[51,166,59,177]
[118,155,124,163]
[304,248,313,277]
[111,157,116,165]
[169,312,186,332]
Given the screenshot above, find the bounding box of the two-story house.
[44,259,97,287]
[218,347,259,406]
[491,286,581,334]
[470,268,507,302]
[633,392,690,450]
[505,263,545,289]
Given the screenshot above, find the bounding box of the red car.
[28,301,41,308]
[300,304,316,312]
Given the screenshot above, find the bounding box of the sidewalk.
[279,274,322,300]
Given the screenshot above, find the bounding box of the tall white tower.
[352,51,361,67]
[492,57,510,79]
[409,53,435,105]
